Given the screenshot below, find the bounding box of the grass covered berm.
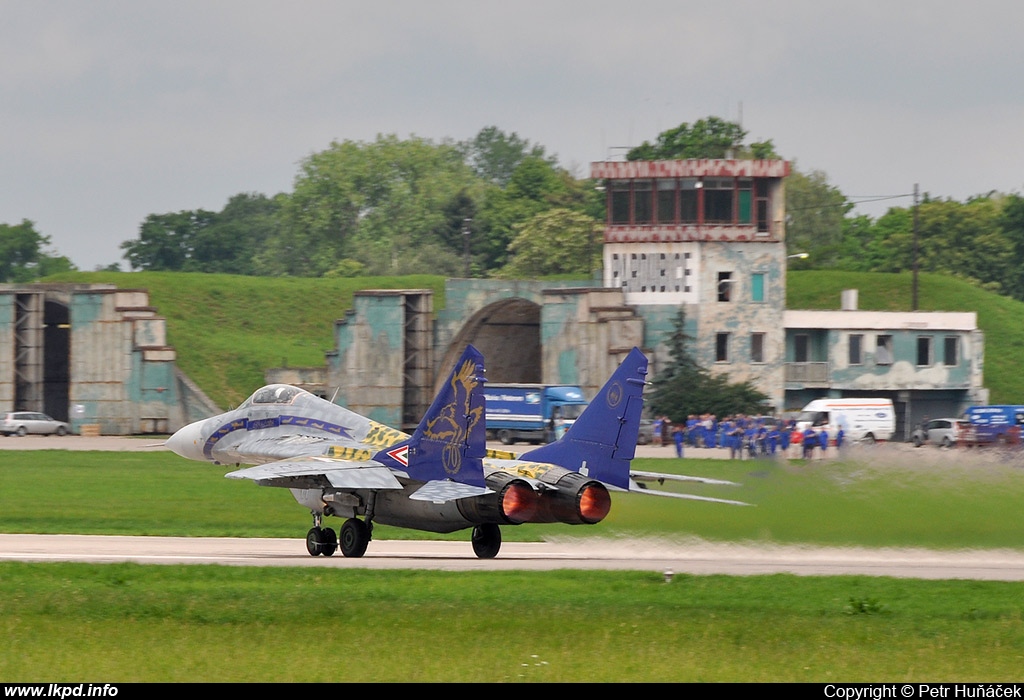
[47,269,1024,406]
[46,271,448,409]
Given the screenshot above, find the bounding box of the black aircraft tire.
[305,527,324,557]
[471,524,501,559]
[340,518,369,558]
[321,527,337,557]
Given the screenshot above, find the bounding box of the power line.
[787,192,914,213]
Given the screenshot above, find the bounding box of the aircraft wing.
[227,456,491,503]
[630,470,741,487]
[226,456,405,490]
[627,469,752,506]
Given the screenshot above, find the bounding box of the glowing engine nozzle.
[527,476,612,525]
[500,482,540,524]
[577,483,612,524]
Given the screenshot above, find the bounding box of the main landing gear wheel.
[320,527,337,557]
[340,518,370,558]
[306,527,328,557]
[471,524,501,559]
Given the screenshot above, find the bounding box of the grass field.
[3,449,1024,681]
[3,563,1023,682]
[3,448,1024,548]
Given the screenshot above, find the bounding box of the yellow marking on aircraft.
[363,423,407,448]
[324,446,375,461]
[493,461,558,479]
[485,448,517,460]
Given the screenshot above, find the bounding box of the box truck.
[961,405,1024,445]
[484,384,588,445]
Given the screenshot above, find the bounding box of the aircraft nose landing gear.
[305,513,337,557]
[305,526,337,557]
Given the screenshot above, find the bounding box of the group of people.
[651,414,845,460]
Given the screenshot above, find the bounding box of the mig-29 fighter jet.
[166,346,745,559]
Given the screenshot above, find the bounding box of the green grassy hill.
[47,270,1024,408]
[47,271,447,409]
[788,271,1023,403]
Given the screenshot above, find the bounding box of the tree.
[267,134,481,276]
[193,193,285,275]
[999,194,1024,299]
[458,126,555,187]
[498,208,601,277]
[647,310,769,421]
[0,219,76,282]
[784,168,852,267]
[121,210,216,271]
[626,116,748,160]
[472,155,579,270]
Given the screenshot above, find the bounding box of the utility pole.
[912,183,919,311]
[462,217,472,278]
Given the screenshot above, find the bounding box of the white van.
[795,398,895,443]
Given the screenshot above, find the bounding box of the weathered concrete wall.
[327,292,410,427]
[693,241,787,410]
[0,285,189,435]
[68,289,183,434]
[539,287,643,398]
[0,294,14,410]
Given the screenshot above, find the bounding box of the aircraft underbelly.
[371,489,473,533]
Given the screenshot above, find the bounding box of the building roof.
[784,309,977,331]
[591,159,791,179]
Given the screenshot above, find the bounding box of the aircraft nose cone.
[166,421,206,461]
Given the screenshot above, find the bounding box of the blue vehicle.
[962,405,1024,445]
[484,384,588,445]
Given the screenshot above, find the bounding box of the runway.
[3,533,1024,580]
[2,437,1021,580]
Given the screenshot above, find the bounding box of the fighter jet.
[166,345,746,559]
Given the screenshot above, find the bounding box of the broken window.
[716,333,730,362]
[751,332,765,363]
[876,335,894,365]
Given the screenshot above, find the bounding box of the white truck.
[795,398,895,443]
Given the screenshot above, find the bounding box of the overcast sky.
[4,1,1023,271]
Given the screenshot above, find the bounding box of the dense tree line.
[8,119,1024,303]
[119,128,597,279]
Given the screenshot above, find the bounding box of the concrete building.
[0,284,216,435]
[588,157,986,435]
[784,290,986,439]
[591,158,791,408]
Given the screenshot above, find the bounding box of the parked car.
[0,411,70,437]
[637,419,655,445]
[911,418,966,448]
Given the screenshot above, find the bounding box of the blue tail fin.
[373,345,487,488]
[520,347,648,489]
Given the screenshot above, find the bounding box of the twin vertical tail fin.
[520,347,648,489]
[373,345,488,493]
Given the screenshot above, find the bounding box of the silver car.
[0,411,70,437]
[911,418,966,448]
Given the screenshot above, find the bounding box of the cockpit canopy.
[243,384,309,408]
